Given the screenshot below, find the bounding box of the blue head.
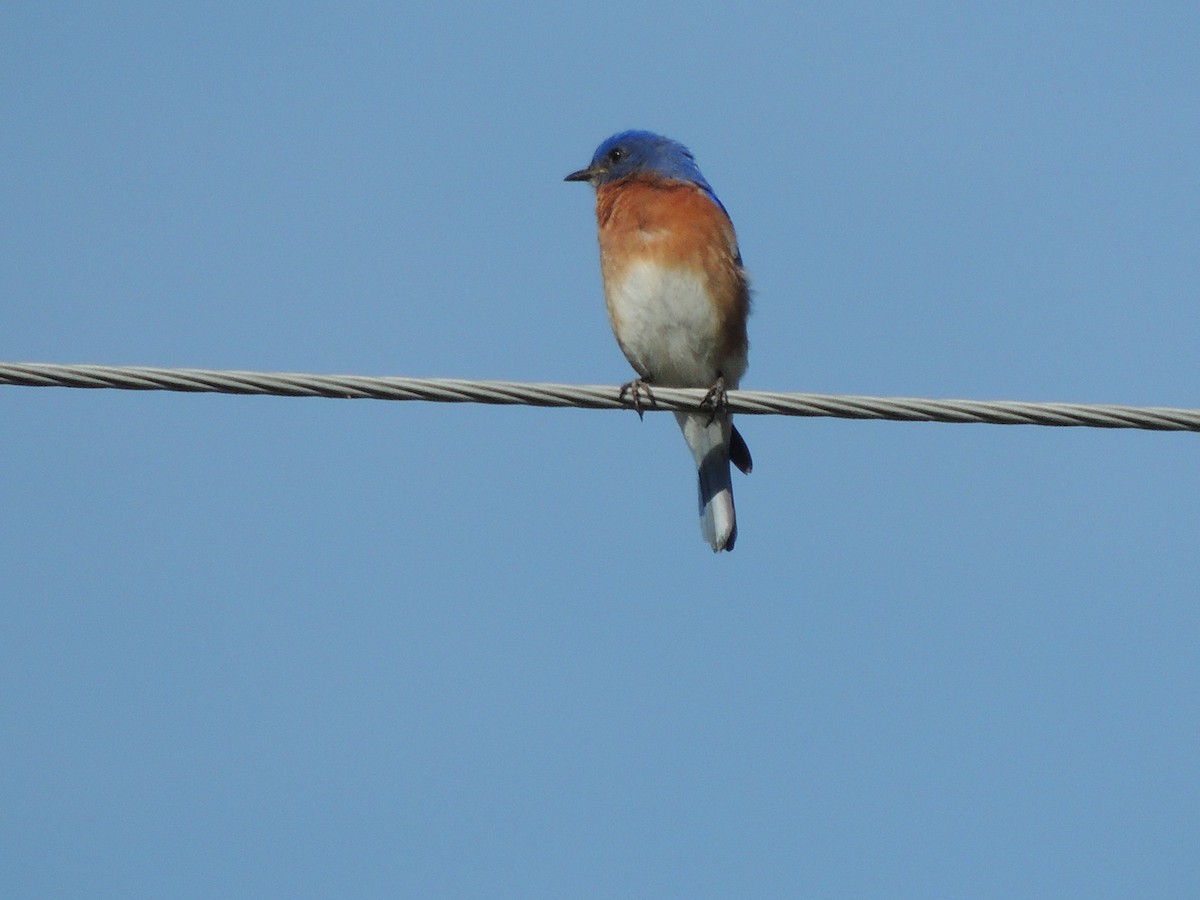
[565,130,715,195]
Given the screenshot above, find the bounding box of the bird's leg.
[700,375,728,426]
[618,377,656,421]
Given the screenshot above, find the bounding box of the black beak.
[564,166,595,183]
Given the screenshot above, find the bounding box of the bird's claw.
[619,378,656,420]
[700,376,728,426]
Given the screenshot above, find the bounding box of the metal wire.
[1,361,1197,431]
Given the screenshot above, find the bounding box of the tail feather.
[730,424,753,474]
[675,411,740,552]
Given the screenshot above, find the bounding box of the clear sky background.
[2,3,1197,897]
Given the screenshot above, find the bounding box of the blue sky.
[3,3,1197,896]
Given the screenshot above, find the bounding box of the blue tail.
[675,411,738,552]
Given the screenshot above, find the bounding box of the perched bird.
[566,130,752,552]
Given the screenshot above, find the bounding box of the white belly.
[607,260,723,388]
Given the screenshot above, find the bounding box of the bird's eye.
[606,147,625,164]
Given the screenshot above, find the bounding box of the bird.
[565,130,752,552]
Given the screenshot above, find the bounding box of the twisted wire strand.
[1,361,1197,432]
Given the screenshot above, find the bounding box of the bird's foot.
[618,378,656,421]
[700,376,728,425]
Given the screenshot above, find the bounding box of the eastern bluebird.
[566,130,752,552]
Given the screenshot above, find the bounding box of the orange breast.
[594,177,750,369]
